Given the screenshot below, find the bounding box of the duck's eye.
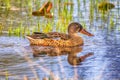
[78,26,83,32]
[78,27,81,32]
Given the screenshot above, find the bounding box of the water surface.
[0,0,120,80]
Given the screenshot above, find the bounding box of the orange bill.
[80,29,94,36]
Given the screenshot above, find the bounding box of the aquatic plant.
[109,17,115,30]
[4,0,11,9]
[5,70,8,80]
[25,0,32,16]
[89,0,95,22]
[42,21,53,33]
[64,2,74,6]
[8,21,13,36]
[0,23,4,34]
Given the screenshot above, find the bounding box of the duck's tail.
[25,35,46,46]
[25,35,35,44]
[25,35,33,40]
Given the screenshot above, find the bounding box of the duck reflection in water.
[30,46,93,66]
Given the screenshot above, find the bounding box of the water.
[0,0,120,80]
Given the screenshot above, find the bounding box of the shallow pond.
[0,0,120,80]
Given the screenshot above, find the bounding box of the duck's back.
[26,32,83,47]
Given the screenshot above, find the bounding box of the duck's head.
[68,22,94,36]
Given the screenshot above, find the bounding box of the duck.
[32,1,53,17]
[26,22,94,47]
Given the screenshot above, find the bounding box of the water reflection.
[30,45,93,66]
[102,31,120,80]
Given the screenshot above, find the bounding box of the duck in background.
[32,1,53,18]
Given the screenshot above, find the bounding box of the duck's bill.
[80,29,94,36]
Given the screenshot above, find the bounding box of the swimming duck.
[26,22,94,47]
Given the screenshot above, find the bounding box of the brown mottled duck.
[26,22,94,47]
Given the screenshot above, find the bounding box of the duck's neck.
[69,33,84,46]
[69,33,80,38]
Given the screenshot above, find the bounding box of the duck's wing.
[47,32,70,40]
[29,32,70,40]
[28,32,52,39]
[27,32,70,40]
